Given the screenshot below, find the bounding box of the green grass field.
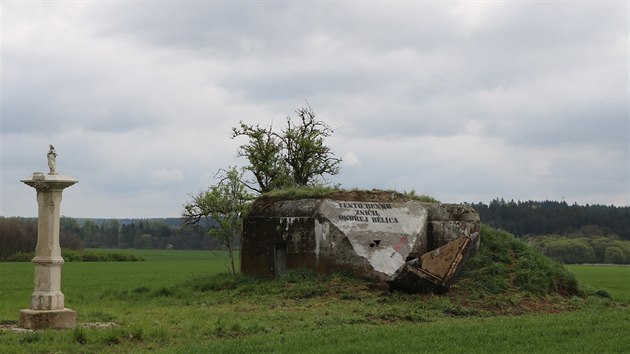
[0,250,628,353]
[567,264,630,304]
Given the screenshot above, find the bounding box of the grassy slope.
[1,231,628,353]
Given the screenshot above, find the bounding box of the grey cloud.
[2,2,627,217]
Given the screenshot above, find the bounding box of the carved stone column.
[19,172,78,330]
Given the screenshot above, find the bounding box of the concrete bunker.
[241,191,480,293]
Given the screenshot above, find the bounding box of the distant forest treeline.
[0,216,223,261]
[470,199,630,264]
[2,199,629,263]
[469,199,630,240]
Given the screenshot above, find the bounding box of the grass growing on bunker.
[448,226,582,313]
[0,227,626,353]
[261,186,439,203]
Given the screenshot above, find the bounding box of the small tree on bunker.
[231,122,290,193]
[280,106,341,186]
[232,105,341,192]
[182,167,252,274]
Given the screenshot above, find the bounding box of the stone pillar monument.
[19,145,78,330]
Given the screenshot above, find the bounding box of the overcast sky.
[1,1,628,218]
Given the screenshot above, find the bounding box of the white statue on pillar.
[19,146,78,329]
[47,144,57,175]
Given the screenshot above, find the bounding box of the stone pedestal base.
[19,308,76,330]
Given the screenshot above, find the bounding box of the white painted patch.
[320,200,428,276]
[368,247,405,274]
[313,219,329,258]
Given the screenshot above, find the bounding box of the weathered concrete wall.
[241,191,480,290]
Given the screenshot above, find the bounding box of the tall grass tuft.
[72,327,88,345]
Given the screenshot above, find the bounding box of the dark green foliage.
[604,246,627,264]
[280,106,342,187]
[232,105,341,193]
[0,216,217,257]
[458,226,580,296]
[232,122,290,193]
[528,235,630,264]
[471,199,630,239]
[65,249,144,262]
[182,167,252,275]
[541,239,595,264]
[3,250,144,262]
[4,252,33,262]
[0,217,37,260]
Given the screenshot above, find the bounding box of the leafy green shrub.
[604,246,627,264]
[5,252,33,262]
[608,240,630,263]
[542,239,595,264]
[528,236,630,264]
[62,249,82,261]
[2,250,145,262]
[66,250,144,262]
[81,251,102,262]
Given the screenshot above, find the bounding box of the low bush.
[1,250,145,262]
[527,235,630,264]
[5,252,33,262]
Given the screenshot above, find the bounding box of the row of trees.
[470,199,630,240]
[0,216,216,261]
[527,235,630,264]
[0,217,83,261]
[0,217,38,261]
[472,199,630,264]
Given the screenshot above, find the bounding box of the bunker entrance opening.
[274,242,287,277]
